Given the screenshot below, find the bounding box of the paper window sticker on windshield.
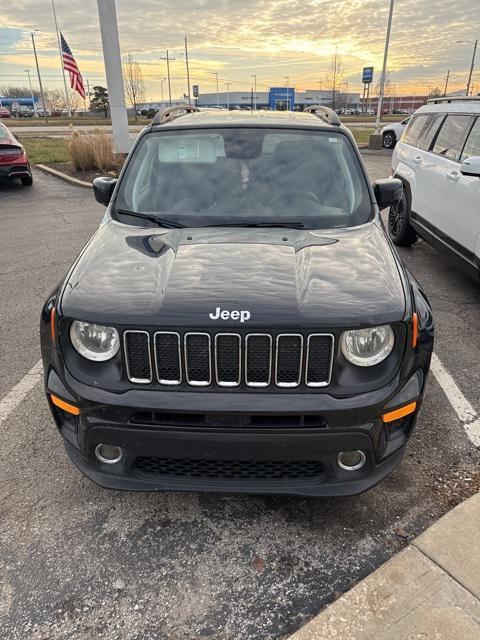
[178,141,200,161]
[328,138,338,143]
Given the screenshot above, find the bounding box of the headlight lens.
[341,325,395,367]
[70,320,120,361]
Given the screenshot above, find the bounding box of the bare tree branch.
[123,53,146,122]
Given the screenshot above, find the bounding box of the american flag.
[60,33,86,99]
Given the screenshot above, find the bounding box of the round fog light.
[337,450,366,471]
[95,444,123,464]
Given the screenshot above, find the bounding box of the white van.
[390,97,480,280]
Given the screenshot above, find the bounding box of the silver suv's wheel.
[388,190,417,246]
[382,131,396,149]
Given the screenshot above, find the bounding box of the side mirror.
[372,178,403,211]
[93,176,117,206]
[460,156,480,178]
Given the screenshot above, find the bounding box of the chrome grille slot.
[275,334,303,387]
[306,334,334,387]
[245,334,272,387]
[215,333,241,387]
[154,332,182,385]
[124,330,152,383]
[185,332,212,386]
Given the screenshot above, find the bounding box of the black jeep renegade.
[40,105,434,496]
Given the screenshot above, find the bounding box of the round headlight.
[341,325,395,367]
[70,321,119,361]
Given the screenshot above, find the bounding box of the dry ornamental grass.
[67,129,118,172]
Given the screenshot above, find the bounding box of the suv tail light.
[0,145,23,160]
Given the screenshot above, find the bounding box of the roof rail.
[304,105,341,126]
[427,95,480,104]
[151,104,200,125]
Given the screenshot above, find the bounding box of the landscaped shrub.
[67,129,117,172]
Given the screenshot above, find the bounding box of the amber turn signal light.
[50,394,80,416]
[382,401,417,423]
[50,307,57,341]
[412,312,419,348]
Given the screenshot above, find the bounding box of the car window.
[401,114,429,147]
[115,128,373,230]
[417,113,445,151]
[0,125,9,140]
[460,118,480,161]
[432,114,475,162]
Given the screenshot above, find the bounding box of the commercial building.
[138,87,361,112]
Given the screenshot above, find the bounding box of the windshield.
[115,127,372,229]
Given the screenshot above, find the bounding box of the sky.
[0,0,478,102]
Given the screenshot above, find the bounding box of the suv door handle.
[413,155,422,164]
[447,170,460,182]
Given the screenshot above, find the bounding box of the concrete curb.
[288,492,480,639]
[35,164,93,188]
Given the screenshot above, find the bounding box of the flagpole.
[51,0,72,117]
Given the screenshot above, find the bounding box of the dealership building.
[138,87,361,112]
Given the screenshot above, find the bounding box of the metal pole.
[160,51,175,106]
[466,40,477,96]
[284,76,289,111]
[184,37,191,104]
[96,0,130,154]
[214,72,219,106]
[51,0,72,117]
[226,82,231,109]
[251,75,257,110]
[375,0,395,133]
[25,69,37,117]
[443,70,450,96]
[31,32,48,123]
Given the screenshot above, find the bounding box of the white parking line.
[430,353,480,448]
[0,360,43,426]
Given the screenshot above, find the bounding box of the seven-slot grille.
[123,331,334,389]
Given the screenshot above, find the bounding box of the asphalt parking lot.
[1,153,479,640]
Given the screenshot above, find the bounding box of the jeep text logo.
[209,307,251,323]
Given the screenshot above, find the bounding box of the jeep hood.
[60,220,406,328]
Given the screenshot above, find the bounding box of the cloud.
[0,0,478,97]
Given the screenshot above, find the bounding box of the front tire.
[388,190,417,246]
[21,174,33,186]
[382,131,396,149]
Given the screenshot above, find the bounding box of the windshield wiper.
[115,208,185,229]
[209,221,305,229]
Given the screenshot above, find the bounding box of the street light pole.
[184,36,191,104]
[375,0,395,133]
[226,82,231,110]
[443,70,450,96]
[251,74,257,110]
[456,40,478,96]
[159,50,175,107]
[30,31,48,123]
[213,72,219,106]
[284,76,289,111]
[24,69,37,117]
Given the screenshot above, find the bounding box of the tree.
[428,87,443,99]
[123,53,145,122]
[326,53,343,111]
[90,86,109,117]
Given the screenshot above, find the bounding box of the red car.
[0,106,12,118]
[0,123,33,186]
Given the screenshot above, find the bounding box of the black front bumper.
[46,366,425,496]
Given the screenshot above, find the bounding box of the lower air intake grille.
[134,457,324,480]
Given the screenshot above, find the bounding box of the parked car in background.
[390,96,480,281]
[0,123,33,186]
[381,117,411,148]
[0,106,12,118]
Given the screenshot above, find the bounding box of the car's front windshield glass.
[115,127,372,229]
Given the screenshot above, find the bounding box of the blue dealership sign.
[362,67,374,84]
[269,87,295,111]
